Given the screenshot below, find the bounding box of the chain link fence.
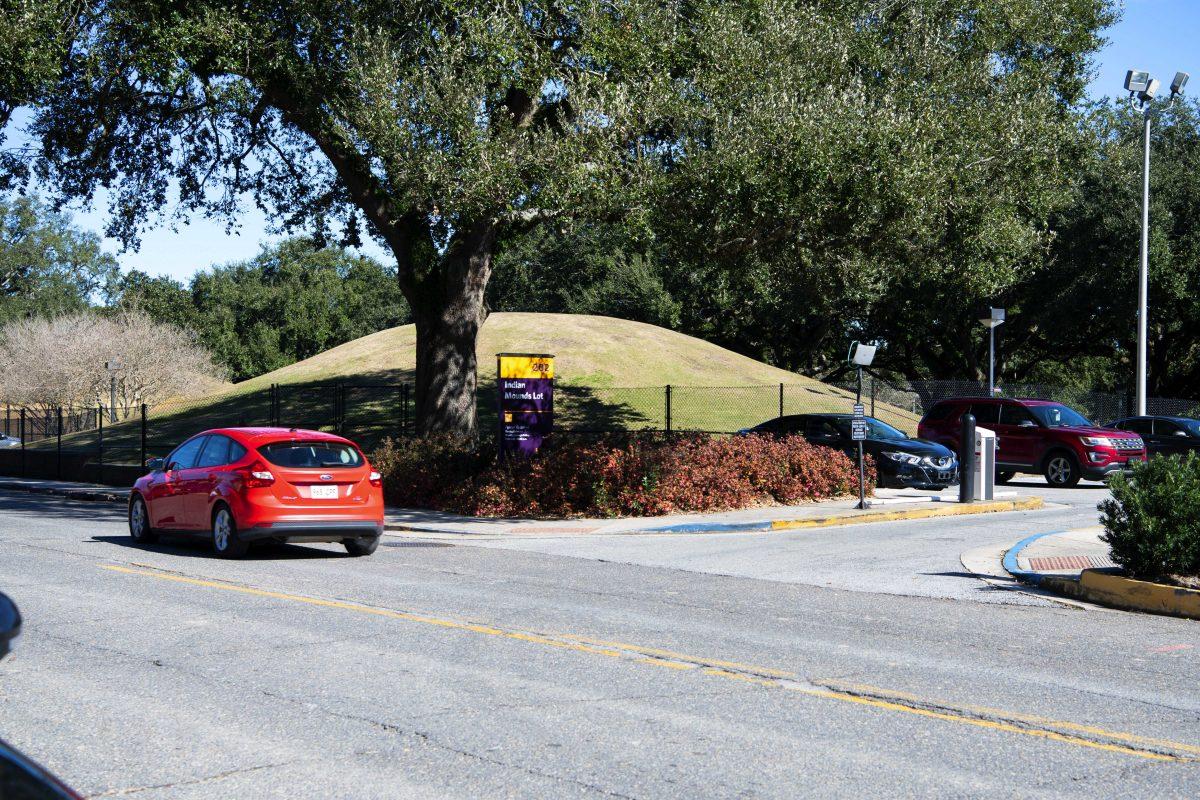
[2,378,1195,486]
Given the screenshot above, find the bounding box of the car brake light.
[368,471,382,487]
[243,461,275,488]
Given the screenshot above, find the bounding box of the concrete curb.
[0,480,129,504]
[1000,529,1060,587]
[643,497,1045,535]
[1041,570,1200,621]
[385,496,1046,537]
[1001,529,1200,620]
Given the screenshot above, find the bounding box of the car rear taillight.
[368,471,382,487]
[242,461,275,488]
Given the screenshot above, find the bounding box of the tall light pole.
[978,307,1005,396]
[1125,69,1188,416]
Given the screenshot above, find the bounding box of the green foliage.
[0,195,119,321]
[489,226,680,329]
[121,238,409,381]
[1101,454,1200,579]
[16,0,1124,423]
[1015,98,1200,396]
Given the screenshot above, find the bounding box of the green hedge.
[1100,453,1200,579]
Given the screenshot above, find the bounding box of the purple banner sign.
[497,354,555,458]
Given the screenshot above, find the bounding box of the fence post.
[5,404,9,437]
[140,404,147,468]
[778,383,784,418]
[401,383,409,433]
[56,407,62,480]
[870,375,876,417]
[665,385,672,433]
[19,409,25,478]
[97,404,104,485]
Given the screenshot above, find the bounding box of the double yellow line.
[101,564,1197,763]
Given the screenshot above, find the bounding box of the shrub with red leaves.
[370,433,873,518]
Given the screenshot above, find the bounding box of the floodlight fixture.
[978,307,1005,329]
[1140,78,1161,102]
[848,341,877,368]
[1125,70,1151,93]
[1172,71,1189,97]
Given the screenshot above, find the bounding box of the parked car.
[129,427,384,558]
[0,434,20,449]
[1106,416,1200,459]
[741,413,958,490]
[1,592,85,799]
[917,398,1146,487]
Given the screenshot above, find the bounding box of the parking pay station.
[972,426,997,501]
[958,413,997,503]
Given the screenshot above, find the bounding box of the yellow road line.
[101,563,1194,762]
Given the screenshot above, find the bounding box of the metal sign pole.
[853,368,867,509]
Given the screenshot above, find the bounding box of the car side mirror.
[0,592,20,662]
[1176,430,1189,437]
[1018,420,1037,428]
[146,457,165,472]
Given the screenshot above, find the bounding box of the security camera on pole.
[1124,68,1189,416]
[847,341,877,510]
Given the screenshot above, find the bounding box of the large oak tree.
[24,0,686,435]
[14,0,1117,431]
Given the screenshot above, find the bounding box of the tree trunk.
[412,222,497,438]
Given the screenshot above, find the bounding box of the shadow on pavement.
[90,535,349,560]
[0,491,126,523]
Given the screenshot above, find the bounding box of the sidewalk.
[1002,527,1115,586]
[386,489,1044,538]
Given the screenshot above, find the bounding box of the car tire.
[211,505,248,558]
[344,536,379,557]
[1043,452,1081,488]
[128,495,158,544]
[995,470,1016,484]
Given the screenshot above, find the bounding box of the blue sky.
[10,0,1200,283]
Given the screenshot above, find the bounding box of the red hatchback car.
[917,397,1146,487]
[128,427,384,557]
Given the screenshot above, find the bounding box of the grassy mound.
[41,313,919,462]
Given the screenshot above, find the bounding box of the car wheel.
[344,536,379,557]
[995,470,1016,484]
[211,505,248,558]
[1043,453,1080,488]
[128,495,158,544]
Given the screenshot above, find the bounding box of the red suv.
[128,427,384,557]
[917,398,1146,487]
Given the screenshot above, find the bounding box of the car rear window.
[259,441,363,469]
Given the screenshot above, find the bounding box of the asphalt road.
[465,478,1111,606]
[3,486,1200,799]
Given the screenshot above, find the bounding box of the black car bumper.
[880,462,959,489]
[242,520,383,543]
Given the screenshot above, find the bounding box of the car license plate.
[310,485,339,499]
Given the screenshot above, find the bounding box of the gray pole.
[109,373,117,424]
[988,326,995,396]
[1137,107,1151,416]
